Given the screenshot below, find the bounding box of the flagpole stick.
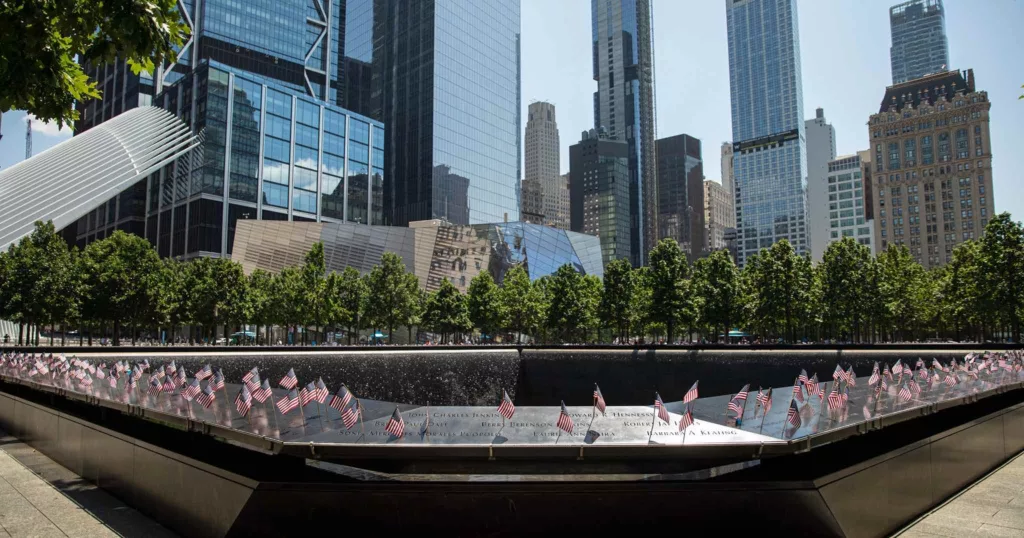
[740,396,749,427]
[358,399,365,441]
[819,381,830,417]
[781,391,796,436]
[648,405,656,444]
[758,405,768,435]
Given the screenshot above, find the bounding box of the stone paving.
[898,451,1024,537]
[0,429,175,538]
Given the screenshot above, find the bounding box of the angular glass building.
[890,0,950,85]
[725,0,807,267]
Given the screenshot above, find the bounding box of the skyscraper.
[656,134,704,261]
[591,0,656,266]
[570,129,631,266]
[523,102,568,229]
[805,107,836,262]
[890,0,950,85]
[725,0,807,267]
[720,142,735,198]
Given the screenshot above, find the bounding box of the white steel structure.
[0,107,199,252]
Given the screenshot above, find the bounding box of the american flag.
[841,386,849,406]
[918,367,929,380]
[341,402,360,429]
[846,367,857,387]
[798,369,809,386]
[827,385,843,410]
[655,392,670,423]
[211,374,225,391]
[682,380,699,404]
[242,367,259,384]
[133,366,144,381]
[792,377,804,403]
[880,376,889,392]
[196,385,216,409]
[931,371,941,385]
[182,379,201,401]
[678,407,694,432]
[498,390,516,420]
[385,407,405,438]
[235,386,252,417]
[786,399,801,428]
[195,364,213,381]
[154,368,165,380]
[868,363,880,386]
[279,368,298,390]
[161,377,176,393]
[276,389,299,414]
[141,359,150,371]
[806,374,819,397]
[177,369,188,388]
[898,383,912,403]
[734,384,750,402]
[833,364,844,381]
[299,383,316,407]
[148,377,161,394]
[96,369,106,380]
[910,379,922,395]
[314,378,329,404]
[883,363,893,381]
[556,401,574,434]
[727,398,744,419]
[944,373,958,386]
[892,360,904,376]
[330,385,355,413]
[244,372,260,393]
[165,361,176,376]
[593,384,606,415]
[755,387,766,407]
[763,387,773,415]
[127,374,137,391]
[252,379,273,403]
[108,371,118,389]
[81,374,93,387]
[916,358,926,370]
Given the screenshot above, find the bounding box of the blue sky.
[1,0,1021,217]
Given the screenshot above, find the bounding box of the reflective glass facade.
[569,133,632,266]
[656,134,705,261]
[890,0,949,85]
[726,0,807,267]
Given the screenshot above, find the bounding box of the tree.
[692,250,743,343]
[364,252,417,343]
[817,238,874,342]
[81,231,164,346]
[877,244,929,341]
[331,267,366,345]
[978,213,1024,342]
[744,240,813,342]
[301,243,328,343]
[599,258,636,342]
[545,264,601,343]
[0,0,190,126]
[467,272,504,342]
[938,241,982,341]
[274,266,304,344]
[422,279,471,343]
[500,265,543,344]
[247,269,275,345]
[647,239,690,343]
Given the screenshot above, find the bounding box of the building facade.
[656,134,704,260]
[806,107,837,262]
[720,142,734,198]
[869,69,994,268]
[591,0,656,265]
[523,102,568,229]
[726,0,808,267]
[569,130,632,266]
[825,153,874,253]
[704,180,733,252]
[890,0,950,85]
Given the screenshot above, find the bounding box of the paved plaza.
[0,429,174,538]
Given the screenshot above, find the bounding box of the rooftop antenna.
[25,118,32,160]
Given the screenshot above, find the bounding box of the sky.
[1,0,1022,216]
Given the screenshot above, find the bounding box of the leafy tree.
[877,244,929,341]
[401,273,424,344]
[247,269,275,345]
[938,241,982,341]
[647,238,690,343]
[631,266,654,342]
[274,266,304,344]
[978,213,1024,342]
[500,265,543,344]
[331,267,366,345]
[467,272,505,342]
[217,260,249,344]
[81,231,164,345]
[0,0,190,127]
[744,240,814,342]
[598,258,636,342]
[422,279,471,344]
[365,252,417,342]
[817,238,874,342]
[545,264,601,343]
[301,242,328,343]
[692,249,743,343]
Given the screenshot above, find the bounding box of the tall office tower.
[726,0,808,267]
[558,173,571,230]
[66,0,385,257]
[805,108,837,262]
[656,134,704,261]
[704,180,733,252]
[890,0,950,85]
[570,129,632,265]
[378,0,522,226]
[720,142,734,196]
[591,0,656,266]
[523,102,568,229]
[869,69,993,269]
[823,152,875,255]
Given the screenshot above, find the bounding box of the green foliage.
[247,269,274,343]
[545,264,601,343]
[692,250,743,342]
[500,265,544,343]
[598,258,637,340]
[364,252,418,340]
[467,272,504,342]
[422,279,471,342]
[743,240,813,342]
[937,241,982,340]
[81,230,165,345]
[978,213,1024,341]
[817,238,875,342]
[301,242,328,334]
[0,0,191,126]
[877,244,930,340]
[647,239,692,342]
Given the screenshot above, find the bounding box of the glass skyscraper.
[890,0,950,85]
[591,0,656,266]
[725,0,807,267]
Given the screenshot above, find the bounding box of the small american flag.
[786,399,801,428]
[330,385,354,413]
[827,385,843,410]
[177,369,188,388]
[314,378,329,404]
[195,364,212,381]
[148,377,161,393]
[235,386,252,417]
[166,361,176,376]
[182,379,201,401]
[161,377,176,393]
[833,364,844,381]
[806,374,819,397]
[242,367,259,384]
[385,407,405,438]
[883,363,893,381]
[734,384,750,402]
[498,390,515,420]
[892,360,904,376]
[127,375,137,390]
[868,363,880,386]
[755,387,766,407]
[96,369,106,380]
[108,371,118,389]
[916,358,926,370]
[880,376,889,392]
[211,374,225,391]
[792,377,804,403]
[846,367,856,387]
[276,389,299,414]
[918,367,929,380]
[244,372,260,393]
[727,398,744,419]
[279,368,298,390]
[898,383,912,403]
[910,379,922,395]
[763,387,773,415]
[678,407,694,432]
[556,401,574,434]
[299,383,316,407]
[682,380,699,404]
[196,385,216,409]
[944,373,958,386]
[341,403,360,429]
[655,392,670,423]
[252,379,273,403]
[593,384,606,415]
[798,369,809,386]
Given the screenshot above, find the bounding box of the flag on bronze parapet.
[330,385,355,413]
[678,407,694,432]
[498,390,516,420]
[385,407,405,438]
[557,401,574,434]
[787,399,801,428]
[235,386,252,417]
[196,384,216,409]
[682,381,699,405]
[279,368,298,390]
[655,392,670,424]
[276,389,299,414]
[341,402,360,429]
[593,384,606,416]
